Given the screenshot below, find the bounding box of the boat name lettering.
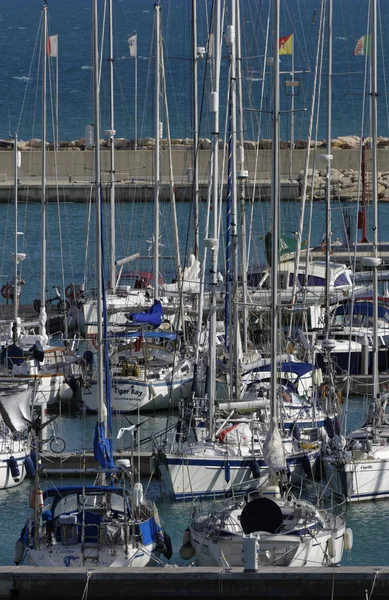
[360,465,373,470]
[114,386,143,397]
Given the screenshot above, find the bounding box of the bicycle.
[33,285,70,313]
[42,427,67,453]
[25,414,67,453]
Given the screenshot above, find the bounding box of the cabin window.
[334,272,349,286]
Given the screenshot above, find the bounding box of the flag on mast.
[128,34,137,58]
[47,34,58,58]
[279,33,293,55]
[353,35,370,56]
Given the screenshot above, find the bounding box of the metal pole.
[55,51,59,151]
[13,134,18,336]
[154,4,160,301]
[192,0,199,259]
[109,0,116,293]
[40,1,47,337]
[207,0,221,438]
[270,0,280,424]
[289,36,294,179]
[371,0,379,401]
[324,0,332,340]
[134,37,138,151]
[93,0,105,430]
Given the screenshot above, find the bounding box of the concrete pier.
[41,451,152,477]
[0,146,385,202]
[0,566,387,599]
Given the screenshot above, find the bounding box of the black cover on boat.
[240,497,283,535]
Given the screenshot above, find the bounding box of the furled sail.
[262,417,287,477]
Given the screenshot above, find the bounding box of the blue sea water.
[0,198,384,305]
[0,0,388,144]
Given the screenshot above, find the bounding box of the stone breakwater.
[297,167,389,202]
[1,133,389,152]
[0,134,387,201]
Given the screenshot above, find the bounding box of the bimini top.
[336,301,389,322]
[248,361,314,378]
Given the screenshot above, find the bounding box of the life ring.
[1,284,10,299]
[65,284,75,303]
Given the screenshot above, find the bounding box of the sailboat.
[80,2,194,414]
[323,0,389,502]
[13,0,172,568]
[184,0,349,568]
[0,10,77,409]
[155,0,319,502]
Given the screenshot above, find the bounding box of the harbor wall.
[0,145,389,203]
[0,148,385,202]
[0,147,382,182]
[0,566,388,599]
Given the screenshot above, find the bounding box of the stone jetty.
[0,134,387,201]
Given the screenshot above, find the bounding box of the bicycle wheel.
[49,436,66,453]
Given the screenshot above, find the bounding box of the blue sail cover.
[93,422,115,470]
[127,300,163,327]
[247,362,314,378]
[336,301,389,322]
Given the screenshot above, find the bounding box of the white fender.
[344,528,353,552]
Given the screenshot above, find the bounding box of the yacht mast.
[154,3,161,302]
[270,0,280,423]
[13,134,19,339]
[371,0,380,401]
[236,0,248,354]
[207,0,221,438]
[92,0,105,428]
[192,0,199,260]
[227,0,239,401]
[40,1,48,340]
[108,0,116,293]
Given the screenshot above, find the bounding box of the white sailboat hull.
[82,375,193,412]
[157,448,317,501]
[324,448,389,502]
[25,542,159,568]
[190,526,346,567]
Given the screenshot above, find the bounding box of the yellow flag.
[279,33,293,55]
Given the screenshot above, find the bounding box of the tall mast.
[192,0,199,260]
[108,0,116,293]
[236,0,248,354]
[93,0,105,427]
[371,0,379,401]
[207,0,221,438]
[227,0,239,400]
[40,1,48,339]
[324,0,332,340]
[154,3,161,301]
[270,0,280,423]
[13,134,19,340]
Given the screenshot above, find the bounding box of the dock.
[0,566,387,599]
[41,451,153,477]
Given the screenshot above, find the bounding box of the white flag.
[128,34,137,58]
[47,34,58,58]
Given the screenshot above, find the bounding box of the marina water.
[0,198,388,567]
[0,396,385,568]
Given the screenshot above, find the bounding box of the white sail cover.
[0,387,32,432]
[262,418,287,476]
